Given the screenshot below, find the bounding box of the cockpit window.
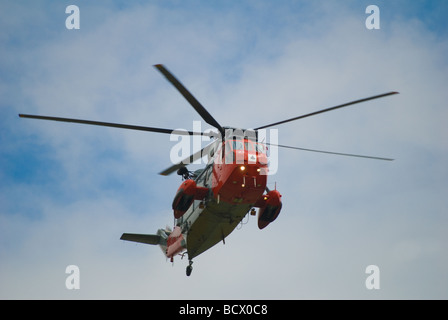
[232,140,244,151]
[227,140,266,153]
[244,141,256,151]
[256,143,266,154]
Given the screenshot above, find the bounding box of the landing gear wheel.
[186,261,193,276]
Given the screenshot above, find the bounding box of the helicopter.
[19,64,398,276]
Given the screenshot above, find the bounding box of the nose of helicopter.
[222,161,267,204]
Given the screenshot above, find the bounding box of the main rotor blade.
[159,141,217,176]
[154,64,224,135]
[19,114,209,136]
[255,91,399,130]
[266,142,394,161]
[159,147,206,176]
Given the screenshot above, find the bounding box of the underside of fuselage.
[184,199,252,260]
[179,157,267,259]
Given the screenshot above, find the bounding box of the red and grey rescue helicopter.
[19,64,398,276]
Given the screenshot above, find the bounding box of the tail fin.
[120,229,170,258]
[120,233,163,245]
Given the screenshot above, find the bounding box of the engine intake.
[172,179,209,219]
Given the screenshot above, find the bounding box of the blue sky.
[1,0,448,299]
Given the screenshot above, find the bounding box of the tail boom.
[120,226,186,261]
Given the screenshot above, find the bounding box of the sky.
[1,0,448,299]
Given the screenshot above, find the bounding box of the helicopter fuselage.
[173,138,271,260]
